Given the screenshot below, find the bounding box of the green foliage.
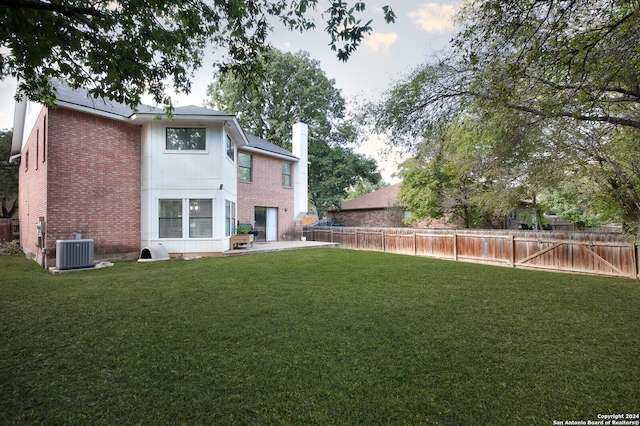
[207,48,381,217]
[542,180,608,230]
[0,240,21,256]
[1,1,394,112]
[0,130,18,218]
[1,250,639,424]
[344,180,388,201]
[235,224,251,234]
[455,0,640,129]
[364,0,640,234]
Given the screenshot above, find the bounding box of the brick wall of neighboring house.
[329,209,466,229]
[330,209,390,228]
[237,150,298,240]
[18,107,49,261]
[44,107,141,260]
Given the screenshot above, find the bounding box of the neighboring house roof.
[242,133,298,161]
[335,183,402,211]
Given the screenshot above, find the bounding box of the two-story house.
[10,83,308,267]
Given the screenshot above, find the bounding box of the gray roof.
[56,83,141,117]
[331,183,402,211]
[244,133,297,159]
[171,105,229,117]
[55,83,230,118]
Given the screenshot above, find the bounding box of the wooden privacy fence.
[303,226,639,279]
[0,219,20,243]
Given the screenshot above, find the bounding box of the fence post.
[414,232,417,256]
[633,243,639,279]
[453,233,458,261]
[382,230,386,252]
[511,234,516,267]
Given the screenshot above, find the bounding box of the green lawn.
[1,249,639,425]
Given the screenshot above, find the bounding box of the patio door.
[254,207,278,241]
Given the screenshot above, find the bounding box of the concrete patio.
[223,240,338,256]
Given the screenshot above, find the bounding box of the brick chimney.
[292,122,308,221]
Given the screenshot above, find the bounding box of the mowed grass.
[1,248,639,425]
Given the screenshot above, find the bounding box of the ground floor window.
[225,200,236,236]
[159,199,183,238]
[159,198,213,238]
[189,199,213,238]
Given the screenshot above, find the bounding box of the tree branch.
[0,0,103,30]
[466,90,640,129]
[0,0,103,16]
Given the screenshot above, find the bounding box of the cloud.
[362,32,398,52]
[408,3,458,32]
[276,41,294,53]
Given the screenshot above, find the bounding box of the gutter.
[240,145,299,161]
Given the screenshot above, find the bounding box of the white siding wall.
[140,122,238,254]
[19,101,44,151]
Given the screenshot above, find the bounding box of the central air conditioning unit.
[56,239,94,270]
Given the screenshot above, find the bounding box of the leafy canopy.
[1,0,395,112]
[364,0,640,232]
[207,48,381,217]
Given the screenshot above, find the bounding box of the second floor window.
[239,153,252,182]
[166,128,206,151]
[282,162,292,187]
[226,136,235,160]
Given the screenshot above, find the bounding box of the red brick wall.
[237,150,298,240]
[43,108,141,260]
[18,107,49,262]
[329,209,388,228]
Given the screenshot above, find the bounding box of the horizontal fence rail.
[303,226,639,279]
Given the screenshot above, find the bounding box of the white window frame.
[159,198,213,239]
[164,127,208,153]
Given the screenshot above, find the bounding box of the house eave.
[10,98,27,156]
[134,113,249,147]
[57,100,133,122]
[240,145,299,161]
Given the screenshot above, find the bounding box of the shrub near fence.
[304,226,640,279]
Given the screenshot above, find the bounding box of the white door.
[266,208,278,241]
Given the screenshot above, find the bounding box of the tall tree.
[454,0,640,129]
[364,0,640,233]
[0,130,18,218]
[1,1,394,112]
[207,48,381,217]
[344,180,388,201]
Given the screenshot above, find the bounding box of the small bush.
[0,240,22,256]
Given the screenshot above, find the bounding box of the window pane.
[159,199,182,238]
[189,199,212,238]
[166,128,206,150]
[226,136,235,160]
[239,152,252,167]
[166,128,186,150]
[188,129,206,150]
[225,200,236,236]
[239,168,251,182]
[282,162,292,187]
